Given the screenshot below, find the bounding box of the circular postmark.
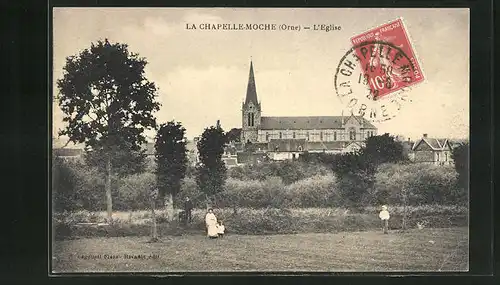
[334,40,417,123]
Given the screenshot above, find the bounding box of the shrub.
[54,206,468,240]
[372,163,462,206]
[286,174,339,207]
[174,177,205,208]
[227,160,332,185]
[221,177,288,208]
[114,172,156,211]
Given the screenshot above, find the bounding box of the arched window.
[293,132,296,139]
[279,132,282,139]
[251,113,255,127]
[247,113,252,127]
[349,128,356,140]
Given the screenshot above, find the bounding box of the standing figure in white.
[379,205,390,234]
[205,208,218,239]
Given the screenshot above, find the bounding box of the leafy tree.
[154,121,188,220]
[195,123,228,208]
[330,152,376,209]
[362,133,407,166]
[226,128,242,142]
[83,141,147,177]
[56,39,160,221]
[451,142,469,191]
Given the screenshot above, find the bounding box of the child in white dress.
[379,205,390,234]
[216,221,225,238]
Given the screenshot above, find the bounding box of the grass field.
[52,227,468,272]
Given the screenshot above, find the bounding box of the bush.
[52,158,107,212]
[53,206,468,240]
[174,177,204,208]
[114,172,156,211]
[221,177,289,208]
[227,160,332,185]
[286,174,339,207]
[372,163,462,206]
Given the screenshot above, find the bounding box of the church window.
[320,132,323,141]
[334,131,337,141]
[251,113,255,127]
[247,113,252,127]
[349,128,356,140]
[293,132,296,139]
[279,132,282,139]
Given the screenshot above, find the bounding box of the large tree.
[330,151,376,209]
[195,122,228,208]
[154,121,188,221]
[57,39,160,221]
[361,133,407,166]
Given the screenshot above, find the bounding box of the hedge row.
[54,206,468,240]
[53,158,466,212]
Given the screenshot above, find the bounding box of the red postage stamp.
[350,18,424,100]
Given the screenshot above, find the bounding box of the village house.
[409,134,455,166]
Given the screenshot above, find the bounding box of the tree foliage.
[362,133,407,166]
[451,142,469,190]
[195,124,228,201]
[52,154,78,212]
[330,152,376,208]
[56,39,160,218]
[83,142,147,177]
[226,128,242,142]
[57,39,160,151]
[154,121,188,202]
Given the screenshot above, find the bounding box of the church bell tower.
[241,60,261,144]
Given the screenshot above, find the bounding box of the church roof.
[260,116,377,130]
[306,141,346,151]
[269,139,307,152]
[245,61,259,105]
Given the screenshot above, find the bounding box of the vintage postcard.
[51,8,470,273]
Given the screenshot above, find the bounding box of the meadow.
[52,227,468,272]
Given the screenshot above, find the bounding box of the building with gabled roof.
[411,134,454,165]
[239,60,378,161]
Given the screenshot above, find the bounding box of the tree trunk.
[105,155,113,222]
[402,188,407,231]
[151,198,158,241]
[164,193,174,222]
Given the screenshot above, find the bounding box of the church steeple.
[245,60,259,105]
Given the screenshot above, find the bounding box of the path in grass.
[52,227,468,272]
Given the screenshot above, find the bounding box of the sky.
[52,8,469,145]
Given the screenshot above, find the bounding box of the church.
[239,60,378,161]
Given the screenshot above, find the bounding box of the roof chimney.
[423,133,428,138]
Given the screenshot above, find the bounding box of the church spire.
[245,60,258,105]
